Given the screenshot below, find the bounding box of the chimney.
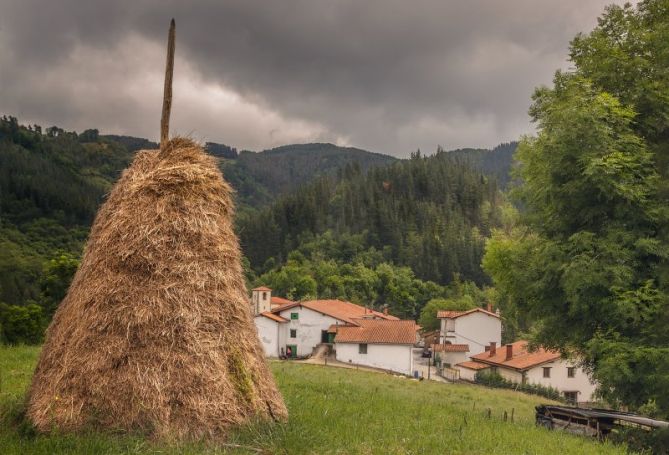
[489,342,496,357]
[505,344,513,361]
[383,306,389,316]
[486,303,493,313]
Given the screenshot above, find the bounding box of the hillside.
[221,142,397,208]
[0,345,625,454]
[239,149,505,288]
[0,116,396,307]
[446,142,517,188]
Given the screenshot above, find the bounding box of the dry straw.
[26,20,287,440]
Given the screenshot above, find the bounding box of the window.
[543,367,551,378]
[290,312,299,320]
[564,391,578,404]
[567,367,576,378]
[290,329,297,338]
[359,343,368,354]
[262,292,267,300]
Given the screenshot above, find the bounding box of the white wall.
[497,366,523,383]
[457,366,489,381]
[335,343,414,375]
[524,359,597,402]
[439,351,468,367]
[277,306,342,357]
[441,313,501,356]
[254,316,279,357]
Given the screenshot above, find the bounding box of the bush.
[0,303,45,344]
[608,426,669,454]
[475,371,563,402]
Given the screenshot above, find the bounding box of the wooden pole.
[160,19,176,150]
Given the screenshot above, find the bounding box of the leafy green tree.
[39,253,80,317]
[418,296,476,332]
[0,302,45,344]
[486,0,669,415]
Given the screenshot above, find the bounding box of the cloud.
[0,0,631,156]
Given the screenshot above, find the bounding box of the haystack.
[26,137,287,438]
[26,20,287,439]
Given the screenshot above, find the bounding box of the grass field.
[0,345,626,454]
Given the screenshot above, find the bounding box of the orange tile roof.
[456,361,490,370]
[432,343,469,353]
[334,319,417,345]
[437,307,500,319]
[273,299,398,325]
[252,286,272,291]
[470,340,561,371]
[257,312,288,323]
[270,296,294,306]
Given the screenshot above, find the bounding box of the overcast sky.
[0,1,631,156]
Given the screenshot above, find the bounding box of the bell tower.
[251,286,272,315]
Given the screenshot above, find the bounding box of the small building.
[254,295,398,358]
[432,343,470,368]
[437,307,501,355]
[334,319,418,375]
[456,340,597,404]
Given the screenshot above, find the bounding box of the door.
[286,344,297,358]
[321,330,329,343]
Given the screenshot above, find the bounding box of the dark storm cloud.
[0,0,629,155]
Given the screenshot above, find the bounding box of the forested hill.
[221,143,397,208]
[446,142,517,188]
[0,116,396,306]
[238,149,504,287]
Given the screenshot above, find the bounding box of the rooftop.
[470,341,561,371]
[432,343,469,353]
[273,299,398,325]
[437,307,500,319]
[270,296,294,306]
[456,361,490,371]
[334,319,418,345]
[257,312,288,323]
[252,286,272,292]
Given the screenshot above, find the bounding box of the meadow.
[0,345,626,454]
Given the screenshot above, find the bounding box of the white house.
[254,292,398,358]
[437,308,501,356]
[456,341,597,404]
[334,319,418,376]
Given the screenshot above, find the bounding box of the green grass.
[0,345,627,454]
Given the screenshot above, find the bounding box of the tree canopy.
[484,0,669,414]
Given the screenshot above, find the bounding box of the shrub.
[475,371,563,402]
[0,303,45,344]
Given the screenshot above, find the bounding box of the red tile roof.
[456,361,490,370]
[432,343,469,353]
[273,299,398,325]
[470,340,561,371]
[334,319,418,345]
[437,307,500,319]
[252,286,272,291]
[257,312,288,323]
[270,296,294,306]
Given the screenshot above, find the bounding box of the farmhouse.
[333,319,418,375]
[252,287,402,358]
[456,340,597,404]
[436,307,501,361]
